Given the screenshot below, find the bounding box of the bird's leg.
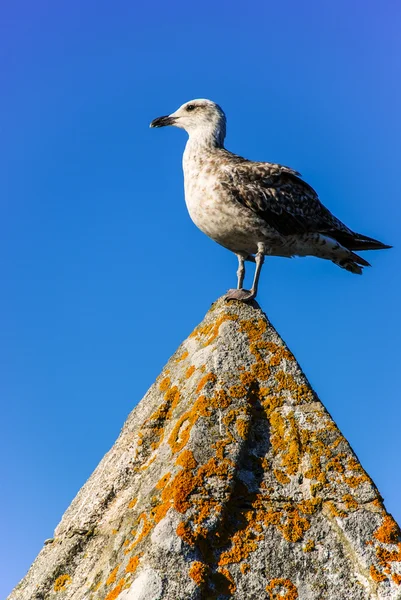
[249,247,265,299]
[236,254,245,289]
[225,250,264,302]
[225,254,249,300]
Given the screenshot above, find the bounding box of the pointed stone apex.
[9,297,401,599]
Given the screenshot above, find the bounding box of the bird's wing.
[221,159,350,237]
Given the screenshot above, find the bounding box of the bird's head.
[150,99,226,146]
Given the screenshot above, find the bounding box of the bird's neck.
[186,124,226,151]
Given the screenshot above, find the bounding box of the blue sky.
[1,1,400,596]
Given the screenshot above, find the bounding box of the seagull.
[150,99,390,301]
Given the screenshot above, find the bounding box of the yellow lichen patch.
[240,563,250,574]
[374,515,400,544]
[168,413,194,454]
[344,475,368,488]
[266,578,298,600]
[342,494,358,511]
[278,506,311,542]
[125,553,142,574]
[218,528,263,566]
[190,313,239,347]
[236,418,249,440]
[239,318,267,342]
[150,500,170,524]
[370,565,387,582]
[270,411,301,476]
[168,393,213,454]
[188,560,209,585]
[240,371,257,386]
[327,501,347,519]
[155,472,171,490]
[214,389,232,409]
[131,514,153,549]
[303,539,315,552]
[297,497,322,515]
[104,578,126,600]
[250,361,270,380]
[54,575,72,592]
[176,350,189,363]
[139,455,157,470]
[177,521,196,546]
[158,377,171,392]
[261,394,283,416]
[218,568,237,593]
[275,371,313,403]
[176,449,198,470]
[196,372,217,393]
[185,365,195,378]
[274,469,290,485]
[229,384,247,398]
[164,468,198,513]
[268,346,294,366]
[326,455,345,474]
[106,565,120,586]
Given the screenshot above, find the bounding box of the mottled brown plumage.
[151,99,390,300]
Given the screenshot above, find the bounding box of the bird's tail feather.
[331,231,392,252]
[332,251,370,275]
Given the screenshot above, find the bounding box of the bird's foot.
[225,288,256,302]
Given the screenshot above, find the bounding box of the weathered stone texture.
[9,298,401,600]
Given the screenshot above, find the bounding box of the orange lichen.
[240,563,250,574]
[176,449,198,470]
[191,313,238,346]
[279,506,311,542]
[374,515,400,544]
[104,578,126,600]
[218,528,263,566]
[131,514,153,549]
[250,361,270,380]
[370,565,387,582]
[342,494,358,511]
[125,553,142,574]
[185,365,195,378]
[106,565,120,586]
[218,568,237,593]
[327,501,347,519]
[392,573,401,585]
[270,411,301,476]
[54,575,72,592]
[235,419,249,439]
[274,468,290,485]
[344,475,367,488]
[176,350,189,362]
[303,539,315,552]
[229,384,247,398]
[188,561,209,585]
[168,392,214,454]
[158,377,171,392]
[177,521,196,546]
[240,371,257,386]
[197,372,217,393]
[266,578,298,600]
[155,472,171,489]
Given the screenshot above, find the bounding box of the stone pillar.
[9,298,401,600]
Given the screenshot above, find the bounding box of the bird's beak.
[150,115,177,128]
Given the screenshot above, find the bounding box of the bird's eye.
[186,104,196,112]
